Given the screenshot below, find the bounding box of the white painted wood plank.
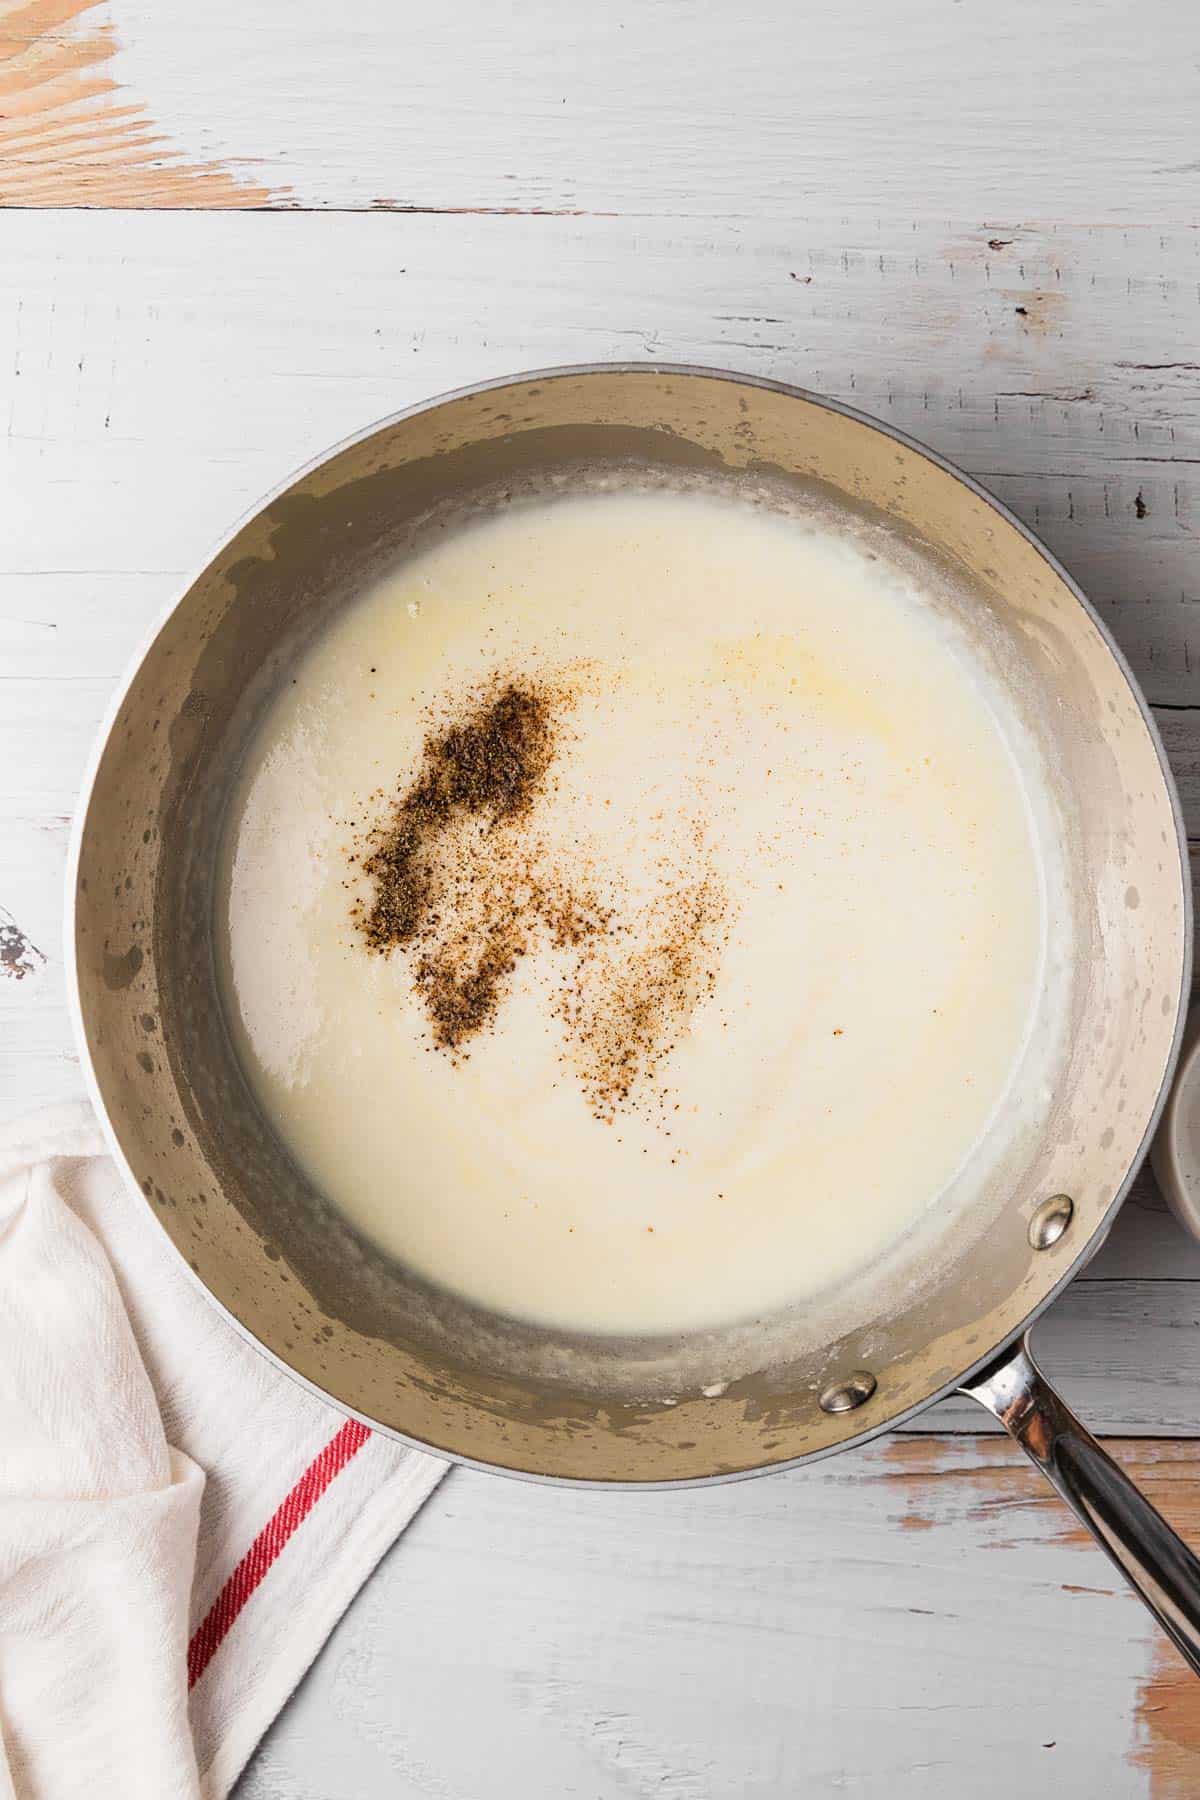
[921,1281,1200,1436]
[3,212,1197,680]
[10,0,1200,221]
[233,1439,1186,1799]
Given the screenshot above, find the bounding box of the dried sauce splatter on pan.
[351,671,730,1122]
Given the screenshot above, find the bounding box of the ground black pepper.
[354,678,571,1045]
[351,669,730,1122]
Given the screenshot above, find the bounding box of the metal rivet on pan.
[819,1370,877,1414]
[1029,1193,1074,1250]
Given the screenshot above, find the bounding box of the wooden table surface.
[4,2,1200,1793]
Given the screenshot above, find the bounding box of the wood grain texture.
[0,0,274,206]
[233,1437,1200,1799]
[884,1437,1200,1799]
[3,0,1200,218]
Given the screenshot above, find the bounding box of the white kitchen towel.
[0,1104,446,1799]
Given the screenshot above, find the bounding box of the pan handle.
[958,1334,1200,1675]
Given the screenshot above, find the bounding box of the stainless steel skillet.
[67,364,1200,1669]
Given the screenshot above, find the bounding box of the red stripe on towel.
[187,1419,371,1688]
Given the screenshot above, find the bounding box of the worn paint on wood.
[0,0,275,206]
[230,1438,1200,1798]
[3,0,1200,219]
[883,1437,1200,1797]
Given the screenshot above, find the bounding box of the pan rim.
[64,359,1194,1489]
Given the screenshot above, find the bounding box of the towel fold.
[0,1105,445,1798]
